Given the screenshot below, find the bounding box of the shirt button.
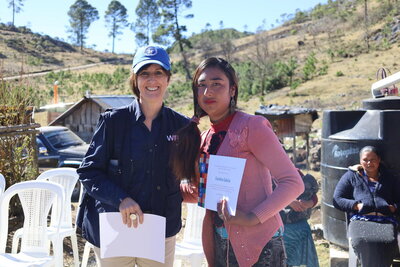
[241,245,244,248]
[156,186,161,190]
[236,231,239,234]
[246,258,250,261]
[149,148,153,153]
[146,170,150,174]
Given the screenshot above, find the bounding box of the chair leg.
[11,236,19,254]
[71,234,80,267]
[81,242,93,267]
[54,238,64,267]
[348,238,358,267]
[11,228,22,254]
[188,254,204,267]
[173,258,183,267]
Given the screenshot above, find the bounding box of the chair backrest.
[183,203,206,243]
[0,180,65,254]
[0,173,5,195]
[37,167,78,228]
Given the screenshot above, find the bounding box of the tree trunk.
[80,21,84,51]
[364,0,370,52]
[112,18,116,53]
[173,2,191,81]
[179,41,192,81]
[12,1,15,26]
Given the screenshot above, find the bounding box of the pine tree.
[67,0,99,51]
[133,0,160,46]
[7,0,24,26]
[105,0,129,53]
[155,0,193,80]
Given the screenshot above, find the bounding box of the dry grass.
[0,28,130,78]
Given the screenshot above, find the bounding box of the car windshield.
[43,129,85,149]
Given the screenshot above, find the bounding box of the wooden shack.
[255,104,318,168]
[49,95,134,142]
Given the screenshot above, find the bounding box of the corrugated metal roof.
[90,95,134,109]
[255,104,319,121]
[49,95,135,125]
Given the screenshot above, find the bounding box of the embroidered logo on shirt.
[166,135,178,141]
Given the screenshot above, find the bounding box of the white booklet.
[99,212,166,263]
[204,155,246,215]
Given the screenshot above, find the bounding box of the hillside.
[2,0,400,116]
[170,1,400,117]
[0,24,131,78]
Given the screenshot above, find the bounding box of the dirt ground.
[6,195,329,267]
[5,203,197,267]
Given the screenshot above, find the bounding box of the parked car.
[37,126,89,201]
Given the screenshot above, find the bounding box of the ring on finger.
[130,213,137,221]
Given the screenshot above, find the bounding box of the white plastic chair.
[11,167,80,267]
[81,241,95,267]
[0,180,65,267]
[174,203,206,267]
[79,179,96,267]
[0,173,5,195]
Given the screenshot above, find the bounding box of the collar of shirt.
[131,98,165,122]
[210,111,236,133]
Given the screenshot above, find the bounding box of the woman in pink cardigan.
[171,57,304,267]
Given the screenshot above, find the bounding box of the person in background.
[279,171,320,267]
[76,45,189,267]
[333,145,400,267]
[171,57,304,267]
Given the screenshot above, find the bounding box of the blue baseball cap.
[132,46,171,73]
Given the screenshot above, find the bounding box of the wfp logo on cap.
[144,46,158,56]
[132,45,171,73]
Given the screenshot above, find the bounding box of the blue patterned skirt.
[283,219,319,267]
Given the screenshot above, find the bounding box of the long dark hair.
[170,57,239,182]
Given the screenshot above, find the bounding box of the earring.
[229,96,236,113]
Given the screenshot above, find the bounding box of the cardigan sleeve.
[247,115,304,223]
[333,170,358,212]
[392,174,400,215]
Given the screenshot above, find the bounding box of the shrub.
[291,80,301,89]
[336,71,344,77]
[0,78,39,206]
[303,52,317,81]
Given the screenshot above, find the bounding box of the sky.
[0,0,328,54]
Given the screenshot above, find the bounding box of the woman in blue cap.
[77,45,190,267]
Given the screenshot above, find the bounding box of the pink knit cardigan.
[201,111,304,267]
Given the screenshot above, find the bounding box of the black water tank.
[321,96,400,248]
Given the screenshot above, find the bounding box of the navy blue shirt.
[130,104,163,212]
[76,99,189,247]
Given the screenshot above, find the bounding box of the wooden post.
[306,132,310,170]
[53,81,59,104]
